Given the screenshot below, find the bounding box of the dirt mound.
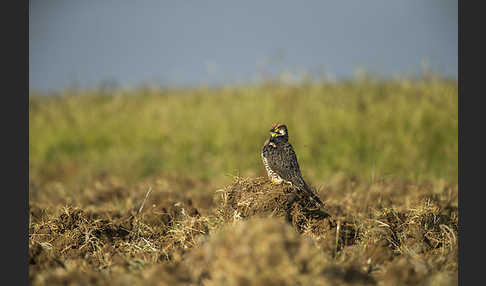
[186,217,375,286]
[216,177,359,250]
[218,177,332,223]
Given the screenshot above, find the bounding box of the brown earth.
[29,175,458,285]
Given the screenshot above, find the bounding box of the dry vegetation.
[29,78,458,285]
[29,175,457,285]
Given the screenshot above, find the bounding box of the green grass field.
[29,77,458,285]
[30,77,457,185]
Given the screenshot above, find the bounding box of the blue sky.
[29,0,457,91]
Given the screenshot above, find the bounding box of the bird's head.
[269,123,289,141]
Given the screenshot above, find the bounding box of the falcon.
[261,123,330,215]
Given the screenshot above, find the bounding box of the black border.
[459,0,480,285]
[3,0,28,284]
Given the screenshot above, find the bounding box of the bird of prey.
[261,123,331,215]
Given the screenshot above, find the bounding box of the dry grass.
[29,175,457,285]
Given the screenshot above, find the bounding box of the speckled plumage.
[261,124,327,212]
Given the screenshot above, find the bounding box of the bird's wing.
[265,141,331,216]
[266,143,307,189]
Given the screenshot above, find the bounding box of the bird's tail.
[299,182,333,217]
